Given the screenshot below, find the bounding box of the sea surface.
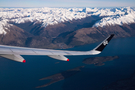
[0,37,135,90]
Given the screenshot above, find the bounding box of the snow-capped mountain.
[0,7,135,35]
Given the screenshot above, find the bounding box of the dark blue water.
[0,37,135,90]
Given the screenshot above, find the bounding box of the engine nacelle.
[47,55,69,61]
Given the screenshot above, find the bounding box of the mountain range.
[0,7,135,49]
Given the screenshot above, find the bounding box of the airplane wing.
[0,34,114,63]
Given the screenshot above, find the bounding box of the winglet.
[94,34,114,52]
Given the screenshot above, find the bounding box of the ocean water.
[0,37,135,90]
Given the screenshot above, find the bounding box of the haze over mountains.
[0,7,135,49]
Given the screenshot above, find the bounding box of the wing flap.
[11,49,36,55]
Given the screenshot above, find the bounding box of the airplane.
[0,34,114,63]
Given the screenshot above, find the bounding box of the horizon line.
[0,6,134,8]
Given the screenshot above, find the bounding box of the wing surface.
[0,34,114,62]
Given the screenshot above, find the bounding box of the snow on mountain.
[93,7,135,27]
[0,7,135,34]
[0,19,12,34]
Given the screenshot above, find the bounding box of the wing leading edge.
[0,34,114,63]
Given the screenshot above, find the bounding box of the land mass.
[36,66,84,88]
[83,56,119,66]
[1,7,135,49]
[1,16,135,49]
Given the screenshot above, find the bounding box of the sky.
[0,0,135,8]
